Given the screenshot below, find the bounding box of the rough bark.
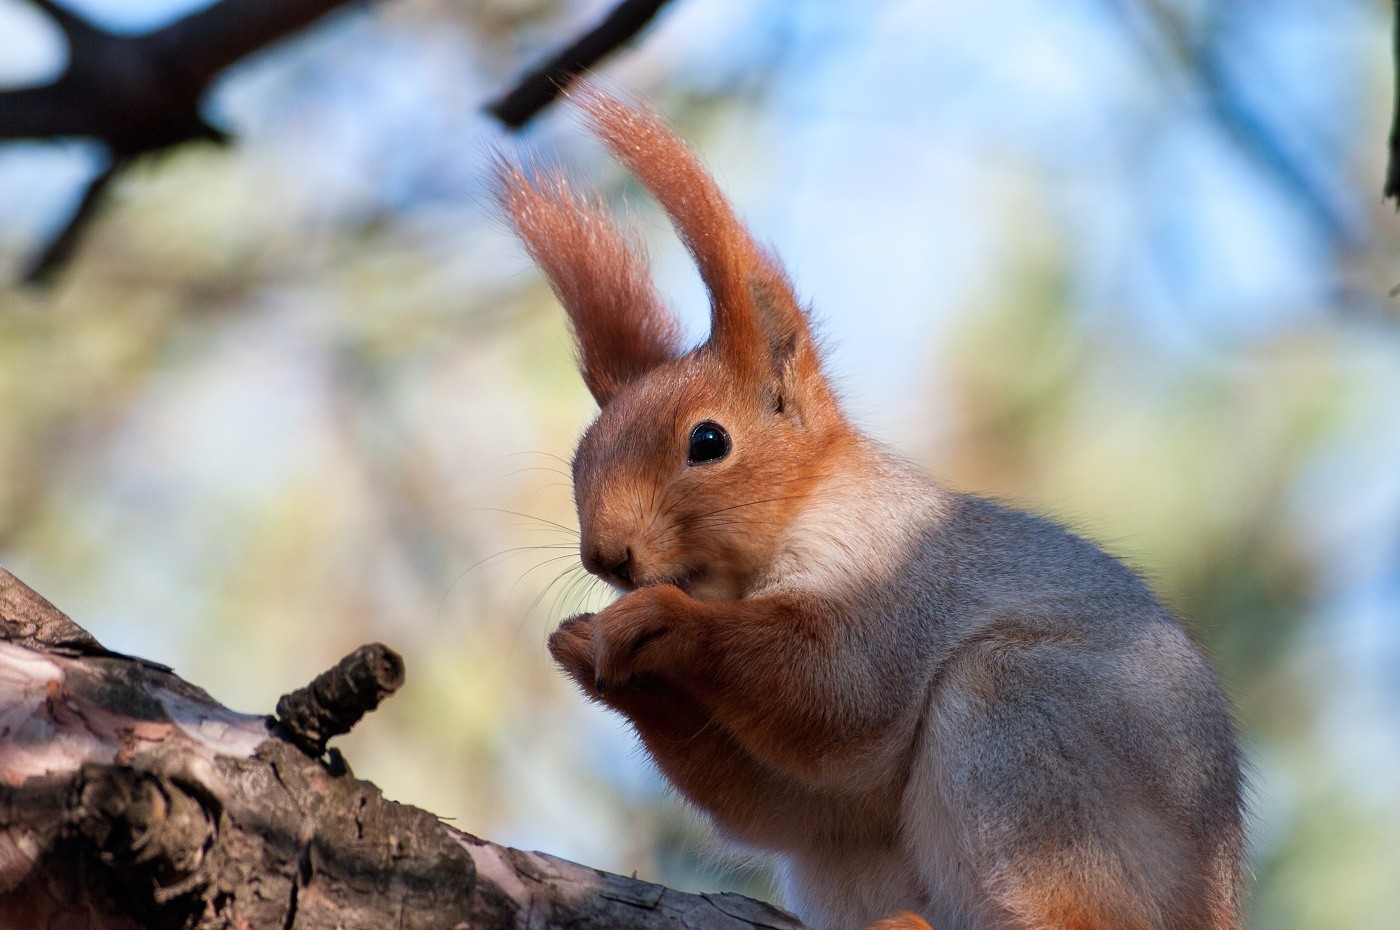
[0,567,807,930]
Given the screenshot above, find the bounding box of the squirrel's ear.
[494,157,681,406]
[575,88,815,387]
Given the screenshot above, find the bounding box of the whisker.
[667,493,813,528]
[650,475,877,546]
[508,552,585,605]
[489,450,574,468]
[502,466,573,480]
[549,567,598,620]
[442,544,577,594]
[522,482,576,499]
[657,467,717,522]
[509,559,587,664]
[551,567,602,622]
[502,522,577,535]
[463,507,581,538]
[530,564,585,622]
[672,518,787,533]
[436,541,579,627]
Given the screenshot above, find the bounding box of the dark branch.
[25,0,92,39]
[139,0,375,91]
[4,0,683,281]
[1386,0,1400,205]
[0,84,107,141]
[488,0,679,130]
[23,155,126,284]
[1,0,368,283]
[1095,0,1359,245]
[274,643,406,758]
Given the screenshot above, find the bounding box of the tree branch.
[1,0,368,283]
[22,155,127,283]
[7,0,366,150]
[487,0,679,130]
[273,643,405,758]
[3,0,685,282]
[0,566,104,655]
[0,567,808,930]
[1385,0,1400,206]
[138,0,376,91]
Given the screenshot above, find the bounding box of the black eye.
[687,421,730,464]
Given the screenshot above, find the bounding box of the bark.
[0,567,807,930]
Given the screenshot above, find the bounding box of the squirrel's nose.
[584,546,634,588]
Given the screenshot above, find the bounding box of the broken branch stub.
[273,643,406,759]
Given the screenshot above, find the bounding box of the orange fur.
[575,88,821,388]
[493,158,680,404]
[549,610,801,837]
[867,914,935,930]
[998,879,1154,930]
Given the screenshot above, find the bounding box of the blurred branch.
[1386,0,1400,205]
[2,0,370,284]
[23,154,127,283]
[487,0,680,130]
[1099,0,1360,246]
[4,0,684,283]
[0,567,809,930]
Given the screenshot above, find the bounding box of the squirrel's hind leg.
[916,641,1241,930]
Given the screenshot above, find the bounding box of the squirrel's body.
[789,458,1239,930]
[497,90,1244,930]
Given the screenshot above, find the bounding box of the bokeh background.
[2,0,1399,926]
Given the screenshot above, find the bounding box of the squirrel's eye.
[687,422,730,464]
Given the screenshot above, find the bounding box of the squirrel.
[494,89,1245,930]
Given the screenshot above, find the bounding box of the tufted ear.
[494,158,681,406]
[574,88,815,388]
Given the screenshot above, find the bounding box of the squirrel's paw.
[548,613,600,698]
[591,584,691,693]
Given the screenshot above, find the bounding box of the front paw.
[548,613,600,698]
[592,585,691,694]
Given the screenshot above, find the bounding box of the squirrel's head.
[496,89,856,601]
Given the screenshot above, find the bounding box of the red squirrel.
[495,89,1245,930]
